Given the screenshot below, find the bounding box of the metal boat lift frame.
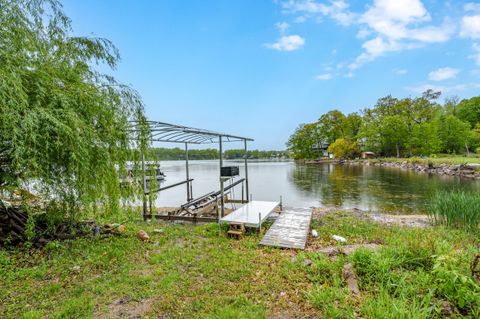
[127,121,254,221]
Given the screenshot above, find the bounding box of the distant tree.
[286,124,319,159]
[456,97,480,128]
[378,115,409,157]
[317,110,346,144]
[408,120,442,156]
[327,139,359,159]
[343,113,363,140]
[443,96,460,115]
[358,90,440,157]
[438,115,472,154]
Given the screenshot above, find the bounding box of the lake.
[154,160,480,213]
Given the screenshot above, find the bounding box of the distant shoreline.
[299,157,480,179]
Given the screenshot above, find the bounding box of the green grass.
[1,211,479,318]
[376,155,480,166]
[429,190,480,233]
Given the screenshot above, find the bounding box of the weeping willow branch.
[0,0,148,220]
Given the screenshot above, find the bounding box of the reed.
[429,190,480,232]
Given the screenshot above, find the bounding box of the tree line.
[287,90,480,159]
[147,148,288,160]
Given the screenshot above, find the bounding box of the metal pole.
[141,153,147,219]
[258,212,261,234]
[244,139,249,203]
[185,142,191,201]
[219,136,223,167]
[219,136,224,218]
[220,178,225,218]
[241,181,245,203]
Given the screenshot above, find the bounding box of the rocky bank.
[341,159,480,179]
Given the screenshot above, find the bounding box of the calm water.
[154,160,480,213]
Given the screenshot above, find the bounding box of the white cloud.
[428,67,460,81]
[315,73,332,80]
[349,36,404,70]
[471,43,480,65]
[294,15,307,23]
[460,15,480,39]
[465,2,480,12]
[276,21,290,34]
[409,82,480,94]
[282,0,356,26]
[356,28,371,39]
[395,68,408,75]
[265,35,305,51]
[350,0,454,69]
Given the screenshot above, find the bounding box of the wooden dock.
[259,210,312,249]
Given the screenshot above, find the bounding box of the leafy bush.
[328,138,359,159]
[432,255,480,316]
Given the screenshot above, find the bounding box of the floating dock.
[260,210,312,249]
[219,200,279,228]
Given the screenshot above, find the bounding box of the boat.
[119,162,166,188]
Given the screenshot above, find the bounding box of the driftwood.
[0,201,117,247]
[342,262,361,297]
[472,252,480,284]
[0,204,32,244]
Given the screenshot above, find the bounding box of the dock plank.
[259,210,312,249]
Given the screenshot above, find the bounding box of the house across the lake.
[361,151,376,159]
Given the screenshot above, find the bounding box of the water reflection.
[154,161,480,213]
[289,163,480,212]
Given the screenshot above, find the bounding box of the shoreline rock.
[341,159,480,179]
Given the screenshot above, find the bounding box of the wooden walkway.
[259,210,312,249]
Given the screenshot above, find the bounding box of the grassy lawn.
[376,155,480,166]
[1,212,479,318]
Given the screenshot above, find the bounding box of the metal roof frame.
[128,121,254,144]
[129,120,253,220]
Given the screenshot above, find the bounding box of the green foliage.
[149,147,219,160]
[287,90,480,159]
[429,190,480,233]
[317,110,347,144]
[0,1,146,219]
[432,254,480,315]
[144,148,288,160]
[327,138,359,159]
[1,211,479,318]
[456,96,480,128]
[224,149,288,159]
[438,115,471,154]
[408,120,442,156]
[286,123,319,159]
[286,111,363,159]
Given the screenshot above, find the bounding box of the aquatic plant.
[429,190,480,232]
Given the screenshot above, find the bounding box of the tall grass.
[429,190,480,232]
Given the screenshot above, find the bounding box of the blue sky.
[63,0,480,150]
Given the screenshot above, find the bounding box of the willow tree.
[0,0,147,220]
